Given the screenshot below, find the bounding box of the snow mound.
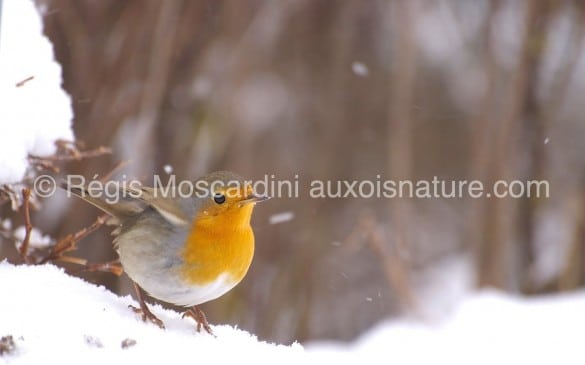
[307,289,585,365]
[0,262,304,363]
[0,0,74,184]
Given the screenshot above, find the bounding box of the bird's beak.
[239,194,270,206]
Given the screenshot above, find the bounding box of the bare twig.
[57,255,89,266]
[38,214,108,264]
[0,187,10,207]
[29,213,122,277]
[27,140,111,174]
[80,260,124,276]
[31,159,60,173]
[15,76,34,87]
[19,188,33,264]
[29,146,111,163]
[100,160,131,183]
[0,185,22,210]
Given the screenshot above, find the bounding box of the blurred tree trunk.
[468,0,499,288]
[516,1,554,293]
[558,187,585,290]
[477,0,551,290]
[386,0,416,310]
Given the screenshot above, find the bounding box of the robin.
[63,171,268,334]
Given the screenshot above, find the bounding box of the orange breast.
[181,204,255,285]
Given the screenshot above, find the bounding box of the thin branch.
[38,214,108,264]
[19,188,33,264]
[15,76,35,87]
[57,256,88,266]
[100,160,131,183]
[0,185,22,210]
[80,260,124,276]
[29,146,111,163]
[0,187,12,207]
[31,159,60,173]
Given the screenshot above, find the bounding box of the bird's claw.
[183,307,214,335]
[129,304,165,329]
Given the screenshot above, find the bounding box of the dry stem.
[38,215,107,264]
[19,188,33,264]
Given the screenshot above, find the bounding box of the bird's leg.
[129,282,165,329]
[182,306,213,335]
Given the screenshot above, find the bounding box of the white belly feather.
[143,272,237,307]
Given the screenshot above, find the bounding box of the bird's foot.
[182,306,214,335]
[129,304,165,329]
[130,282,165,329]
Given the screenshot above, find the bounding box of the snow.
[0,0,74,184]
[1,218,12,231]
[351,62,369,76]
[0,262,304,363]
[1,261,582,364]
[415,254,474,319]
[307,290,585,365]
[12,226,54,249]
[163,164,173,174]
[268,211,294,225]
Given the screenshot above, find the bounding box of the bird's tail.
[60,183,145,222]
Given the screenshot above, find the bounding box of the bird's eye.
[213,193,226,204]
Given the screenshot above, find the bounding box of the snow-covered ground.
[0,262,304,363]
[308,290,585,364]
[1,261,583,364]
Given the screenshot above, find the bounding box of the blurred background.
[2,0,585,344]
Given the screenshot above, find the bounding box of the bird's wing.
[61,183,146,224]
[129,186,191,227]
